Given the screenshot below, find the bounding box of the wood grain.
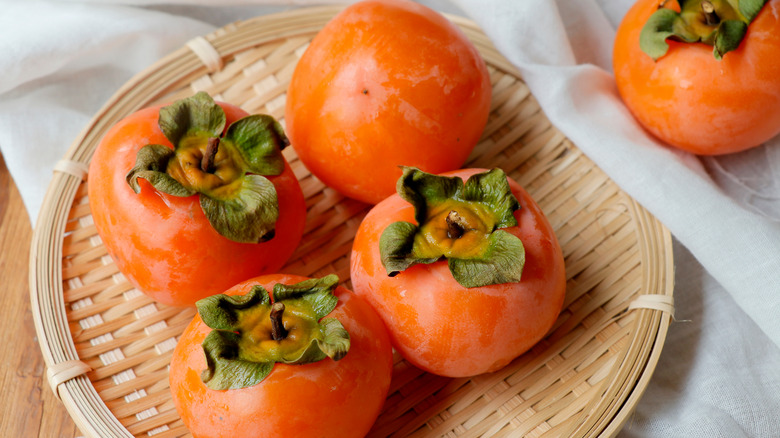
[0,153,81,438]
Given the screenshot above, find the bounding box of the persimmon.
[614,0,780,154]
[88,92,306,307]
[169,274,394,438]
[285,0,492,204]
[350,168,566,377]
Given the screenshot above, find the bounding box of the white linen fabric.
[2,0,779,436]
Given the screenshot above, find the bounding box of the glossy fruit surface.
[88,99,306,307]
[613,0,780,155]
[350,168,566,377]
[169,274,394,438]
[285,0,492,204]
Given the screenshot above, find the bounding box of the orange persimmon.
[614,0,780,154]
[350,168,566,377]
[169,273,394,438]
[285,0,492,204]
[88,93,306,307]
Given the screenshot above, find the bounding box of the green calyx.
[125,91,290,243]
[640,0,768,60]
[379,167,525,288]
[196,274,350,391]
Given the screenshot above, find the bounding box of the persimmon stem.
[701,1,720,25]
[270,302,288,341]
[201,137,219,173]
[446,210,466,239]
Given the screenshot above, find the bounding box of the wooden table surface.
[0,153,81,437]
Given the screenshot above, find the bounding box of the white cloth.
[2,0,779,436]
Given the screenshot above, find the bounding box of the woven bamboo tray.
[30,6,674,438]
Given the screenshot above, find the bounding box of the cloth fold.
[2,0,779,436]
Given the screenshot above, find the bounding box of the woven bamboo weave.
[30,6,674,438]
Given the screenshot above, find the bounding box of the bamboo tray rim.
[29,6,675,438]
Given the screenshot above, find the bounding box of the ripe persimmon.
[169,274,394,438]
[88,92,306,307]
[285,0,492,204]
[614,0,780,154]
[350,168,566,377]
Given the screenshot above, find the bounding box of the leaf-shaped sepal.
[201,330,273,391]
[460,168,520,229]
[738,0,765,21]
[397,167,462,225]
[200,174,279,243]
[713,19,747,59]
[196,275,350,390]
[379,221,439,276]
[224,115,289,176]
[639,8,688,61]
[158,91,226,145]
[318,318,350,361]
[448,230,525,288]
[196,285,271,332]
[125,145,196,197]
[271,274,340,319]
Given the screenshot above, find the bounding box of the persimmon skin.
[169,274,394,438]
[285,0,492,204]
[88,103,306,307]
[613,0,780,155]
[350,169,566,377]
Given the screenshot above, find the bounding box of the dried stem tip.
[270,302,288,341]
[446,210,466,239]
[701,1,720,25]
[201,137,220,173]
